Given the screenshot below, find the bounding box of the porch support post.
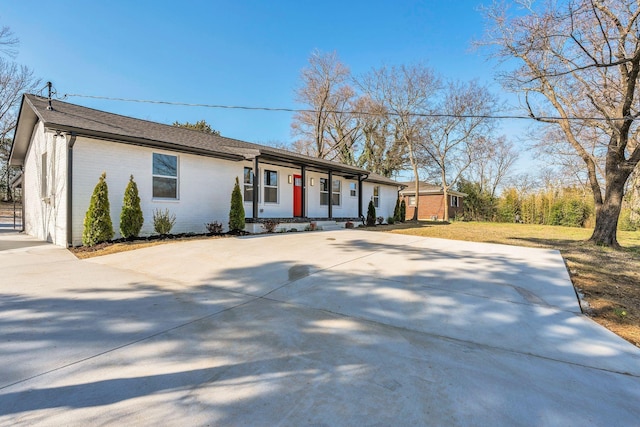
[301,165,306,218]
[252,156,259,219]
[358,174,364,219]
[328,170,333,219]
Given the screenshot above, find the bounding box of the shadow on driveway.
[1,231,639,425]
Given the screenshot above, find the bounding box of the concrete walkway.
[1,230,639,426]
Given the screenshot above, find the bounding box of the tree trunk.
[412,170,420,221]
[443,190,449,221]
[442,170,449,221]
[589,171,628,248]
[407,141,420,221]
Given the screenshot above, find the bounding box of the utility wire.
[61,93,633,122]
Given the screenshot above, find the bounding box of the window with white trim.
[408,195,416,206]
[332,179,341,206]
[349,182,357,197]
[373,186,380,208]
[320,179,341,206]
[243,167,253,202]
[451,195,460,207]
[320,178,329,205]
[264,169,278,203]
[152,153,178,199]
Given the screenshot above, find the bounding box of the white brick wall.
[23,122,67,246]
[361,182,398,221]
[22,127,401,247]
[71,138,242,246]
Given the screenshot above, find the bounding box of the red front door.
[293,174,302,217]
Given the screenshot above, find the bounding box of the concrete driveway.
[1,230,639,426]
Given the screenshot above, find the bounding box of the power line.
[61,93,633,122]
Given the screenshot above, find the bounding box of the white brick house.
[9,94,402,247]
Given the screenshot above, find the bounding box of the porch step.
[314,221,343,231]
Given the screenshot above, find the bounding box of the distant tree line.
[291,50,514,221]
[457,178,640,230]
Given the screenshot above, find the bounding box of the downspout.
[301,165,306,218]
[358,174,368,219]
[328,170,333,219]
[20,166,25,232]
[66,132,77,247]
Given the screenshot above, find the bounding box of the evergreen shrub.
[82,172,114,246]
[120,175,144,239]
[229,177,246,232]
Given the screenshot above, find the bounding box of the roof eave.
[8,95,38,167]
[365,177,405,187]
[258,149,368,176]
[42,124,247,162]
[400,189,467,197]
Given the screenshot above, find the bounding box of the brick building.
[399,181,466,221]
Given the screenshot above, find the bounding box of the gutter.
[66,132,77,247]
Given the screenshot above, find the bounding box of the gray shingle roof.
[12,94,400,186]
[24,94,252,159]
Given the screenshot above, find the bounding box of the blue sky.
[2,1,529,165]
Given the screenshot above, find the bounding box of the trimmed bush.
[400,199,406,222]
[387,216,395,224]
[120,175,144,239]
[82,172,114,246]
[205,221,224,234]
[366,200,376,226]
[263,220,278,233]
[153,208,176,235]
[393,198,401,222]
[229,176,246,232]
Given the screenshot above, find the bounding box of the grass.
[375,220,640,348]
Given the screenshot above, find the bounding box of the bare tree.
[0,26,18,58]
[0,58,40,200]
[291,50,354,160]
[358,64,440,219]
[0,26,40,200]
[325,85,361,165]
[355,96,407,177]
[467,135,519,199]
[482,0,640,247]
[419,80,499,220]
